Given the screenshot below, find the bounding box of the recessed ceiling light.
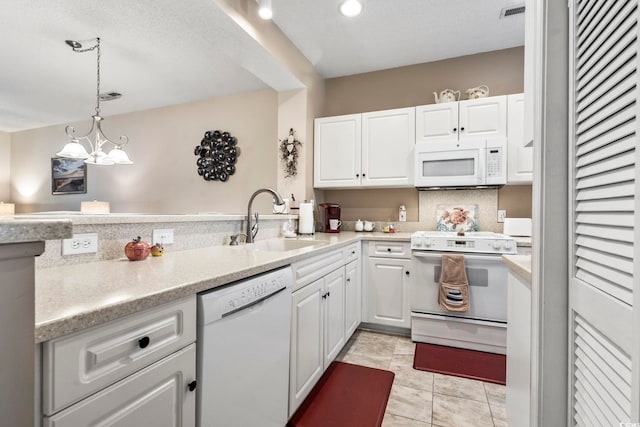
[258,0,273,19]
[340,0,362,17]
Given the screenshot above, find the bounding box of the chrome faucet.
[246,188,285,243]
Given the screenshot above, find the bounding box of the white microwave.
[414,138,507,189]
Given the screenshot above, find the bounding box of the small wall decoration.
[51,157,87,195]
[279,128,302,178]
[194,129,240,182]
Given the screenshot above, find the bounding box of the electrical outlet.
[62,233,98,255]
[153,228,174,245]
[497,210,507,223]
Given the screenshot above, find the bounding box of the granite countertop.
[502,254,532,282]
[0,218,72,244]
[35,231,412,342]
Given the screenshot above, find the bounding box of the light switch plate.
[153,228,174,244]
[63,233,98,255]
[497,210,507,223]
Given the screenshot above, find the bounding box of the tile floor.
[336,329,508,427]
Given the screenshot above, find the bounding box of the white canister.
[298,202,314,234]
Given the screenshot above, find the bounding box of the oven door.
[414,140,485,188]
[411,251,508,322]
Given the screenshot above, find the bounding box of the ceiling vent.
[99,92,122,101]
[499,5,525,18]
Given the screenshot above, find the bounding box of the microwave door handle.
[476,150,485,184]
[412,251,502,262]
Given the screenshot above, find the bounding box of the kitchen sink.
[249,239,327,252]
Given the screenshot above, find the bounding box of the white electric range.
[410,231,517,355]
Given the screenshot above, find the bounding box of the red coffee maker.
[318,203,341,233]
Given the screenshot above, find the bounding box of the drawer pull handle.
[138,336,150,349]
[387,248,392,252]
[188,380,197,392]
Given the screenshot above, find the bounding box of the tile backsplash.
[419,189,500,233]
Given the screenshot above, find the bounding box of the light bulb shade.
[258,0,273,19]
[56,141,90,159]
[107,147,133,164]
[0,202,15,215]
[84,150,116,165]
[340,0,362,17]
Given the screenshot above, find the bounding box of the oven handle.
[412,251,503,262]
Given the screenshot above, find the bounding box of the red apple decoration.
[125,236,151,261]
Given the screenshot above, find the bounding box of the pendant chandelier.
[56,37,133,165]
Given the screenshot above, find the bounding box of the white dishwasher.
[197,266,292,427]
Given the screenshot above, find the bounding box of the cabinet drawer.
[43,343,196,427]
[343,243,360,264]
[42,295,196,415]
[292,249,344,292]
[367,241,411,258]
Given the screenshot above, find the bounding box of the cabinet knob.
[356,173,360,178]
[460,127,465,131]
[405,271,410,276]
[327,291,331,297]
[138,336,150,349]
[351,250,356,255]
[362,173,366,177]
[322,293,327,299]
[347,278,351,282]
[188,380,197,392]
[453,127,457,132]
[387,248,392,252]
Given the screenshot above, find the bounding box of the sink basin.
[248,239,326,252]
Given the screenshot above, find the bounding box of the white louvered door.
[569,0,639,425]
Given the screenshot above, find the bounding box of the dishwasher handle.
[222,286,287,318]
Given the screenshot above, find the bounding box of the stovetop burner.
[411,231,517,254]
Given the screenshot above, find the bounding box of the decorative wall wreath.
[279,128,302,178]
[193,130,240,182]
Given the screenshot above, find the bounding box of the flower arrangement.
[279,128,302,178]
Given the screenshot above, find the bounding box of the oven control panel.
[411,231,517,254]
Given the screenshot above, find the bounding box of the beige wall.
[10,90,280,214]
[0,131,9,201]
[323,47,525,116]
[323,46,532,225]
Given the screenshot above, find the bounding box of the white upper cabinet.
[507,93,533,184]
[361,107,415,187]
[314,113,362,188]
[415,102,459,141]
[314,107,415,189]
[416,95,508,142]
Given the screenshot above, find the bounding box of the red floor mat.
[413,343,506,385]
[288,361,395,427]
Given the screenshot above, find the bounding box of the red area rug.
[413,343,506,385]
[288,361,395,427]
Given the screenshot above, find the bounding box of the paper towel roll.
[298,202,314,234]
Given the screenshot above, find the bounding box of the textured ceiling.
[0,0,524,132]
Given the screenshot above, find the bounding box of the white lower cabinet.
[364,242,412,329]
[289,268,346,415]
[289,244,361,416]
[41,296,197,427]
[43,344,196,427]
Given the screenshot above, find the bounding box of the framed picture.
[51,157,87,195]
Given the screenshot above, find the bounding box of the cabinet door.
[361,107,415,186]
[366,257,411,328]
[289,279,324,415]
[345,259,361,339]
[507,93,533,184]
[415,103,459,142]
[43,344,196,427]
[458,96,507,140]
[314,114,361,188]
[323,267,346,367]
